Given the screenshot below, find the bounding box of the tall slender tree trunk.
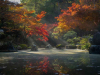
[58,2,60,14]
[94,0,95,9]
[34,0,37,13]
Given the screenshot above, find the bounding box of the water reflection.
[23,56,57,75]
[0,51,100,75]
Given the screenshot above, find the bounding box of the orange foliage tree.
[79,0,99,5]
[0,0,49,41]
[55,3,100,33]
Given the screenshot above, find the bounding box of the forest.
[0,0,100,50]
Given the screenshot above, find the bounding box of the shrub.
[63,31,77,40]
[66,45,77,49]
[67,39,74,44]
[19,44,28,49]
[28,46,32,49]
[81,43,91,50]
[80,36,91,50]
[73,37,81,45]
[56,44,65,49]
[66,37,81,45]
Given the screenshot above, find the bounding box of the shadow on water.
[0,49,100,75]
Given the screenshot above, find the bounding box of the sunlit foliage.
[56,2,100,33]
[0,0,49,41]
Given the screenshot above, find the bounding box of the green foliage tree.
[80,36,92,50]
[66,39,74,45]
[20,0,79,23]
[73,37,81,45]
[66,37,81,45]
[63,31,77,40]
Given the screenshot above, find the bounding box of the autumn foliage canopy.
[0,0,49,41]
[55,3,100,33]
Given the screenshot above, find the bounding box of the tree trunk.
[58,2,60,14]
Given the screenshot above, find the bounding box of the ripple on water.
[76,69,83,71]
[3,66,7,68]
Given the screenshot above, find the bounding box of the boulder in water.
[31,44,38,51]
[93,32,100,45]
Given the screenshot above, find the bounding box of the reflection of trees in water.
[22,54,90,75]
[52,54,90,74]
[52,58,70,74]
[23,56,58,75]
[78,54,90,65]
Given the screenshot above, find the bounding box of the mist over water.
[8,0,20,3]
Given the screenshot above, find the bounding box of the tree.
[0,0,49,41]
[63,30,77,40]
[79,0,99,6]
[0,0,14,27]
[0,0,22,36]
[20,0,79,23]
[55,2,100,33]
[9,6,49,41]
[20,0,47,12]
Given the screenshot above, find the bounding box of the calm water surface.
[0,48,100,75]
